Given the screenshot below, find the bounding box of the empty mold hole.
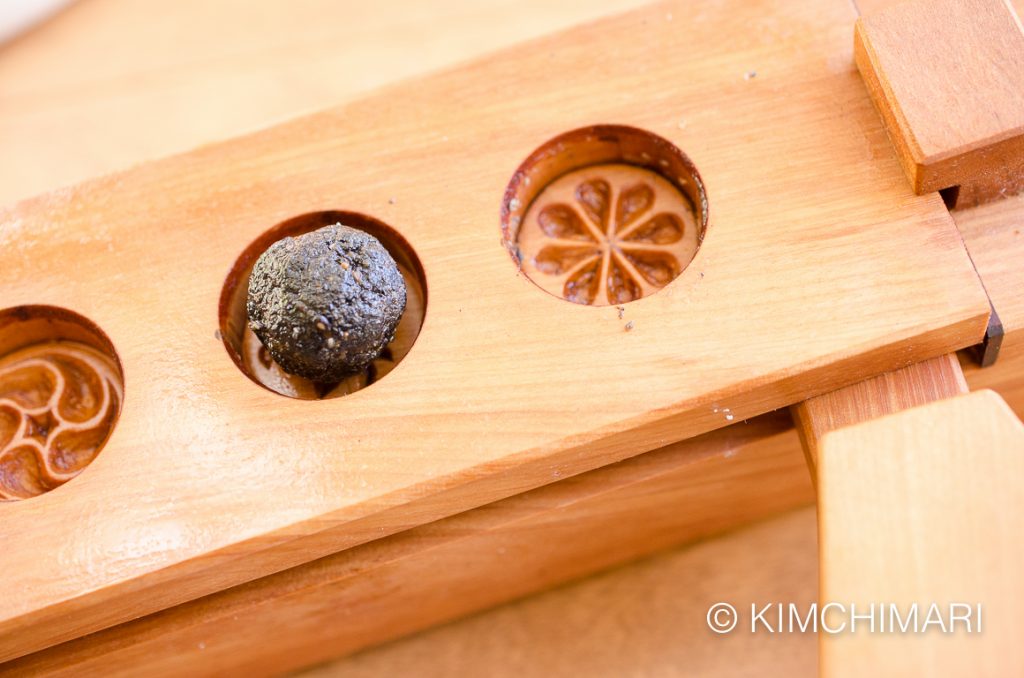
[502,125,708,306]
[0,306,124,501]
[219,211,427,400]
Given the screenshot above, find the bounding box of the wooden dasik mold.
[0,0,995,662]
[0,307,123,501]
[504,126,705,306]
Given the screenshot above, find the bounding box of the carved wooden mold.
[0,308,123,501]
[502,125,708,306]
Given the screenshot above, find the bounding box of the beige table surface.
[0,1,817,675]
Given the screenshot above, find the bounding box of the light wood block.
[0,0,992,662]
[793,353,967,470]
[855,0,1024,206]
[955,192,1024,354]
[1,414,812,677]
[818,391,1024,677]
[955,190,1024,416]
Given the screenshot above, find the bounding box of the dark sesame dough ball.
[247,223,407,382]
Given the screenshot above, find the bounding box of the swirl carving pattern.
[0,341,122,501]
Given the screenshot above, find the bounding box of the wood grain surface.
[955,191,1024,417]
[955,193,1024,354]
[0,0,991,660]
[1,4,817,676]
[793,353,968,470]
[854,0,1024,205]
[2,413,813,677]
[299,508,819,678]
[1,2,804,674]
[818,390,1024,677]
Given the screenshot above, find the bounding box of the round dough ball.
[247,223,407,382]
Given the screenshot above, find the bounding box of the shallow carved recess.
[502,125,708,307]
[0,341,122,501]
[517,164,699,306]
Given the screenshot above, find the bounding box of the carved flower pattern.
[519,168,697,306]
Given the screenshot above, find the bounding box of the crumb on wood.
[744,70,757,80]
[624,320,635,332]
[616,305,625,319]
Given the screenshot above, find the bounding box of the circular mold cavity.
[220,211,427,400]
[0,306,124,501]
[502,125,708,306]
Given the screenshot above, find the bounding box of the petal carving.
[615,183,654,232]
[0,365,57,410]
[534,246,599,275]
[575,179,611,229]
[563,257,602,305]
[538,204,594,241]
[0,446,55,499]
[607,259,642,304]
[52,354,105,423]
[623,213,684,244]
[623,251,680,287]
